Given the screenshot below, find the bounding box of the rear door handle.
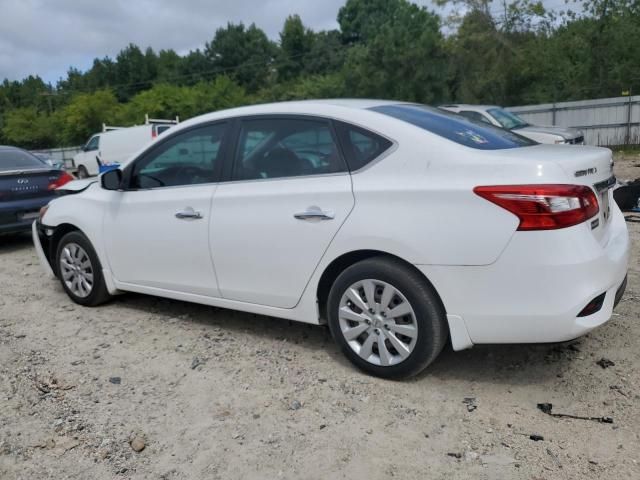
[175,207,203,220]
[294,206,335,221]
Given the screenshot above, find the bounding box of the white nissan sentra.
[33,100,629,378]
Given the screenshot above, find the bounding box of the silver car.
[440,104,584,145]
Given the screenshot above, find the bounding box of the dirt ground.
[1,153,639,480]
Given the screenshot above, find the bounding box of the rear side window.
[370,104,536,150]
[233,118,345,181]
[335,122,392,171]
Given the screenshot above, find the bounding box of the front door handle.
[294,206,335,221]
[175,207,203,220]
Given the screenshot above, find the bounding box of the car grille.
[568,136,584,145]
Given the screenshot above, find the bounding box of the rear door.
[210,116,354,308]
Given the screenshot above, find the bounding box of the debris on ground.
[462,397,477,412]
[537,403,613,424]
[289,399,302,410]
[108,376,121,385]
[529,434,544,442]
[190,357,203,370]
[447,452,462,459]
[596,358,615,369]
[34,375,75,394]
[130,436,146,453]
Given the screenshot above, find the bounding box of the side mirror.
[101,169,123,190]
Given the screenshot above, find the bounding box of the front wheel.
[327,257,448,379]
[56,231,112,306]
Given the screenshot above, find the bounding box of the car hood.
[517,125,583,140]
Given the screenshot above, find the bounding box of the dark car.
[0,146,74,234]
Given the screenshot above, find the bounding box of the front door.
[211,116,354,308]
[104,122,229,297]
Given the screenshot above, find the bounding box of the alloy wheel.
[338,279,418,366]
[59,242,94,298]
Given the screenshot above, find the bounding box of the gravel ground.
[1,154,639,480]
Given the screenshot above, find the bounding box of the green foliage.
[205,23,276,92]
[2,107,60,149]
[58,90,121,144]
[277,15,314,81]
[1,0,640,149]
[341,1,448,103]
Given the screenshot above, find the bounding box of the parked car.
[32,152,65,170]
[73,117,178,178]
[0,146,73,234]
[439,104,585,145]
[33,101,628,378]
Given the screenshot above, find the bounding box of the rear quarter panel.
[327,123,570,266]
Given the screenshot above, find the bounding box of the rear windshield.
[370,104,536,150]
[0,149,46,171]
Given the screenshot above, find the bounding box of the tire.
[327,257,448,379]
[56,231,112,307]
[76,166,89,179]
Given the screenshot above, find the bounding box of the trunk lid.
[499,144,615,244]
[0,169,63,202]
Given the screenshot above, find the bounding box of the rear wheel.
[76,166,89,179]
[327,257,448,378]
[56,231,111,306]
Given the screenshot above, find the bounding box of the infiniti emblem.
[17,178,29,184]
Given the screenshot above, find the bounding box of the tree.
[304,30,346,76]
[341,0,448,103]
[277,15,314,81]
[58,90,121,144]
[113,44,158,100]
[2,107,60,149]
[205,23,276,92]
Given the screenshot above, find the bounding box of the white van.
[73,116,178,178]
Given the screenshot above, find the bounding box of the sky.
[0,0,567,85]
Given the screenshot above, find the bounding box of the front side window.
[131,123,227,189]
[487,108,529,130]
[233,118,345,181]
[85,135,100,151]
[371,104,536,150]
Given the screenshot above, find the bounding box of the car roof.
[174,99,415,129]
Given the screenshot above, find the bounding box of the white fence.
[508,95,640,146]
[31,146,82,170]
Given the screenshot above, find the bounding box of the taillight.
[48,172,74,190]
[473,184,599,231]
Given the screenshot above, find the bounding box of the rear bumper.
[0,196,53,234]
[419,205,630,348]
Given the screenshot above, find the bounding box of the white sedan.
[439,104,585,145]
[33,100,629,378]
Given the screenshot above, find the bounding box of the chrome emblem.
[575,167,597,177]
[17,178,29,184]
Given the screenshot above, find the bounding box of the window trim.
[221,114,349,184]
[120,120,230,191]
[334,120,396,174]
